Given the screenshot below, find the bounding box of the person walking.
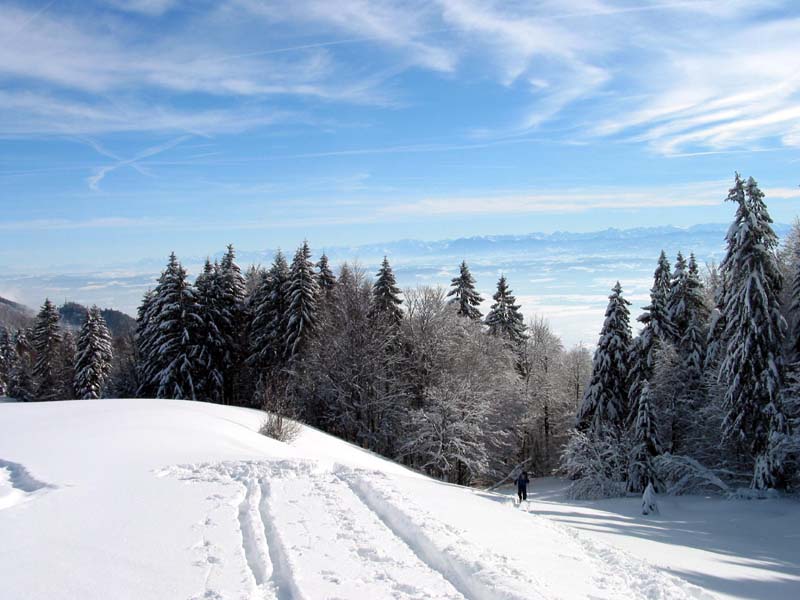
[515,470,530,503]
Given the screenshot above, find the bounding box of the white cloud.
[103,0,181,16]
[1,0,799,152]
[378,181,728,218]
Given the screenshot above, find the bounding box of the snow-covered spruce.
[284,241,319,361]
[216,245,247,404]
[447,260,483,320]
[248,250,291,374]
[576,281,632,436]
[371,256,403,325]
[718,175,791,490]
[137,253,204,400]
[31,299,62,402]
[73,306,113,400]
[0,326,12,396]
[315,252,337,296]
[193,259,226,403]
[627,251,677,428]
[627,381,661,493]
[484,274,527,345]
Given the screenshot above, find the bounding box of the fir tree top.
[316,253,337,294]
[484,274,526,343]
[639,250,675,342]
[220,244,246,306]
[372,256,403,324]
[32,298,63,401]
[74,306,113,400]
[285,241,319,359]
[447,260,483,320]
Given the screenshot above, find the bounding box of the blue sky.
[1,0,799,272]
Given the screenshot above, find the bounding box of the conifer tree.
[74,306,114,399]
[0,326,13,396]
[628,381,661,493]
[666,251,689,339]
[58,331,77,400]
[193,259,226,402]
[677,254,710,392]
[316,253,337,295]
[791,244,800,360]
[719,175,791,489]
[31,298,62,401]
[628,252,676,420]
[285,241,319,361]
[249,251,291,372]
[447,260,483,320]
[138,253,203,400]
[8,330,34,402]
[576,282,632,435]
[372,256,403,325]
[484,275,526,344]
[642,251,676,342]
[134,289,156,397]
[217,245,247,404]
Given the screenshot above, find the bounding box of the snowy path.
[166,459,712,600]
[169,460,473,599]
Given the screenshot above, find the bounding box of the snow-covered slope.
[0,399,711,599]
[515,478,800,600]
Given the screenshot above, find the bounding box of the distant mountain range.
[0,222,793,346]
[0,297,136,338]
[0,296,34,330]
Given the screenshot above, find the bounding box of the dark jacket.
[515,473,529,490]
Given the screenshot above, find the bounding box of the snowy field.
[0,399,794,599]
[499,478,800,600]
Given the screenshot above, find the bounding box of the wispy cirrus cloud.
[2,0,799,154]
[86,135,190,190]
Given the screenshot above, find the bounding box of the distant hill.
[0,296,34,330]
[58,302,136,338]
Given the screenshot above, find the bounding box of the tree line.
[565,174,800,497]
[3,174,795,493]
[0,244,591,485]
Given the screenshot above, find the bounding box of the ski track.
[257,478,306,600]
[236,478,275,596]
[0,458,55,510]
[168,459,713,600]
[340,469,548,600]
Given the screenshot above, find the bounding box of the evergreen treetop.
[285,241,319,360]
[372,256,403,325]
[32,298,62,401]
[74,306,113,400]
[447,260,483,320]
[484,274,526,344]
[316,253,337,294]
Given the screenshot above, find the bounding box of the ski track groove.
[236,478,272,591]
[339,470,543,600]
[258,478,306,600]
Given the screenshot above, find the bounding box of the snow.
[0,399,785,599]
[507,478,800,600]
